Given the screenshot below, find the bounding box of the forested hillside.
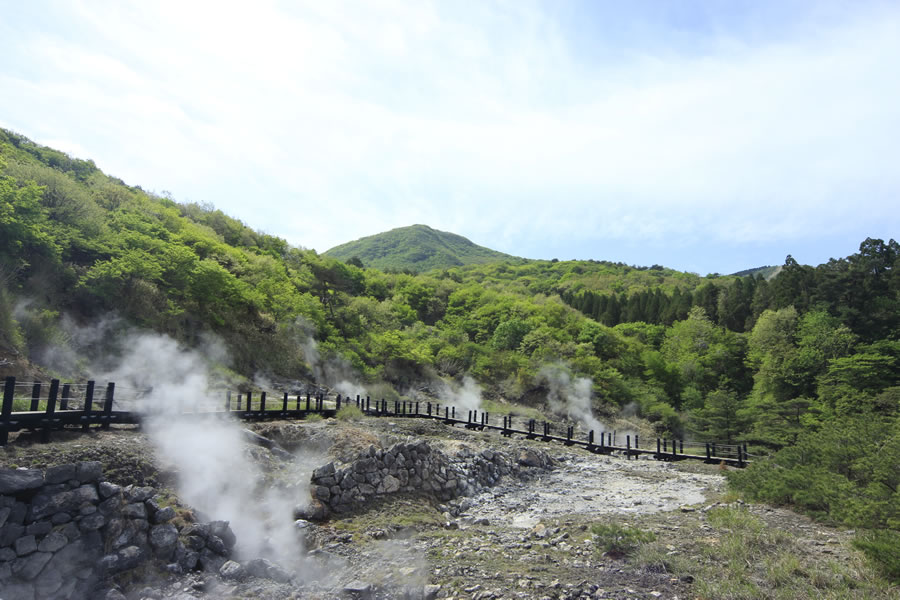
[324,224,516,272]
[1,129,898,578]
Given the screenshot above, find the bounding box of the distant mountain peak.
[324,225,518,272]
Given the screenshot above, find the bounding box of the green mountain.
[324,224,519,272]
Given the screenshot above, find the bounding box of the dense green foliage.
[1,129,898,573]
[324,224,516,273]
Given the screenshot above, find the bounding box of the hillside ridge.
[324,224,519,272]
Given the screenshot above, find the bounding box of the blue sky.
[1,1,898,274]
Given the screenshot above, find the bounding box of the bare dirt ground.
[1,418,892,600]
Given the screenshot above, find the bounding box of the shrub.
[336,405,364,421]
[591,522,655,557]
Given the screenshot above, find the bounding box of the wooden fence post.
[60,384,71,411]
[30,381,41,411]
[82,380,95,432]
[226,390,232,412]
[102,382,114,429]
[283,392,289,413]
[42,379,60,442]
[1,376,14,446]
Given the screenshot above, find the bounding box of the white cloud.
[0,1,897,271]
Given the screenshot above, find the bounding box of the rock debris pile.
[306,440,556,517]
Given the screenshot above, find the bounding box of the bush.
[591,522,655,557]
[336,405,364,421]
[853,529,900,582]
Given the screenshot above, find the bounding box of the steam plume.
[540,365,605,434]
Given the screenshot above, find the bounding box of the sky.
[1,0,898,275]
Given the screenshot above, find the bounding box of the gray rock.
[38,531,68,553]
[208,521,236,549]
[126,486,155,503]
[11,551,52,580]
[0,546,16,561]
[45,538,96,577]
[51,511,72,525]
[33,565,63,596]
[29,484,99,520]
[44,464,77,485]
[0,523,25,547]
[344,580,374,598]
[98,495,121,515]
[75,462,102,483]
[0,506,9,527]
[178,549,199,571]
[313,462,335,479]
[121,502,147,519]
[382,474,401,493]
[8,501,26,524]
[15,535,37,556]
[0,582,35,600]
[104,589,127,600]
[0,468,43,495]
[98,480,121,499]
[424,584,441,600]
[25,520,52,537]
[182,523,210,540]
[219,559,245,580]
[246,557,291,582]
[79,513,106,531]
[197,548,226,573]
[149,524,178,557]
[206,534,227,556]
[100,545,143,574]
[152,506,175,524]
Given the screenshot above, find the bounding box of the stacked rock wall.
[309,441,553,516]
[0,462,235,600]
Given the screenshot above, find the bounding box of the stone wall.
[0,462,236,600]
[307,441,555,516]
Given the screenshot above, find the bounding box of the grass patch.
[853,529,900,582]
[331,496,446,539]
[304,413,323,422]
[480,398,545,421]
[688,506,895,599]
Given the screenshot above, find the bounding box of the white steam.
[437,375,483,412]
[541,365,605,434]
[93,333,306,565]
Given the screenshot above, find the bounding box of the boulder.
[0,468,43,495]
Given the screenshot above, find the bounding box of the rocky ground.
[1,416,893,599]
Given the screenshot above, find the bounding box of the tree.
[690,388,749,443]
